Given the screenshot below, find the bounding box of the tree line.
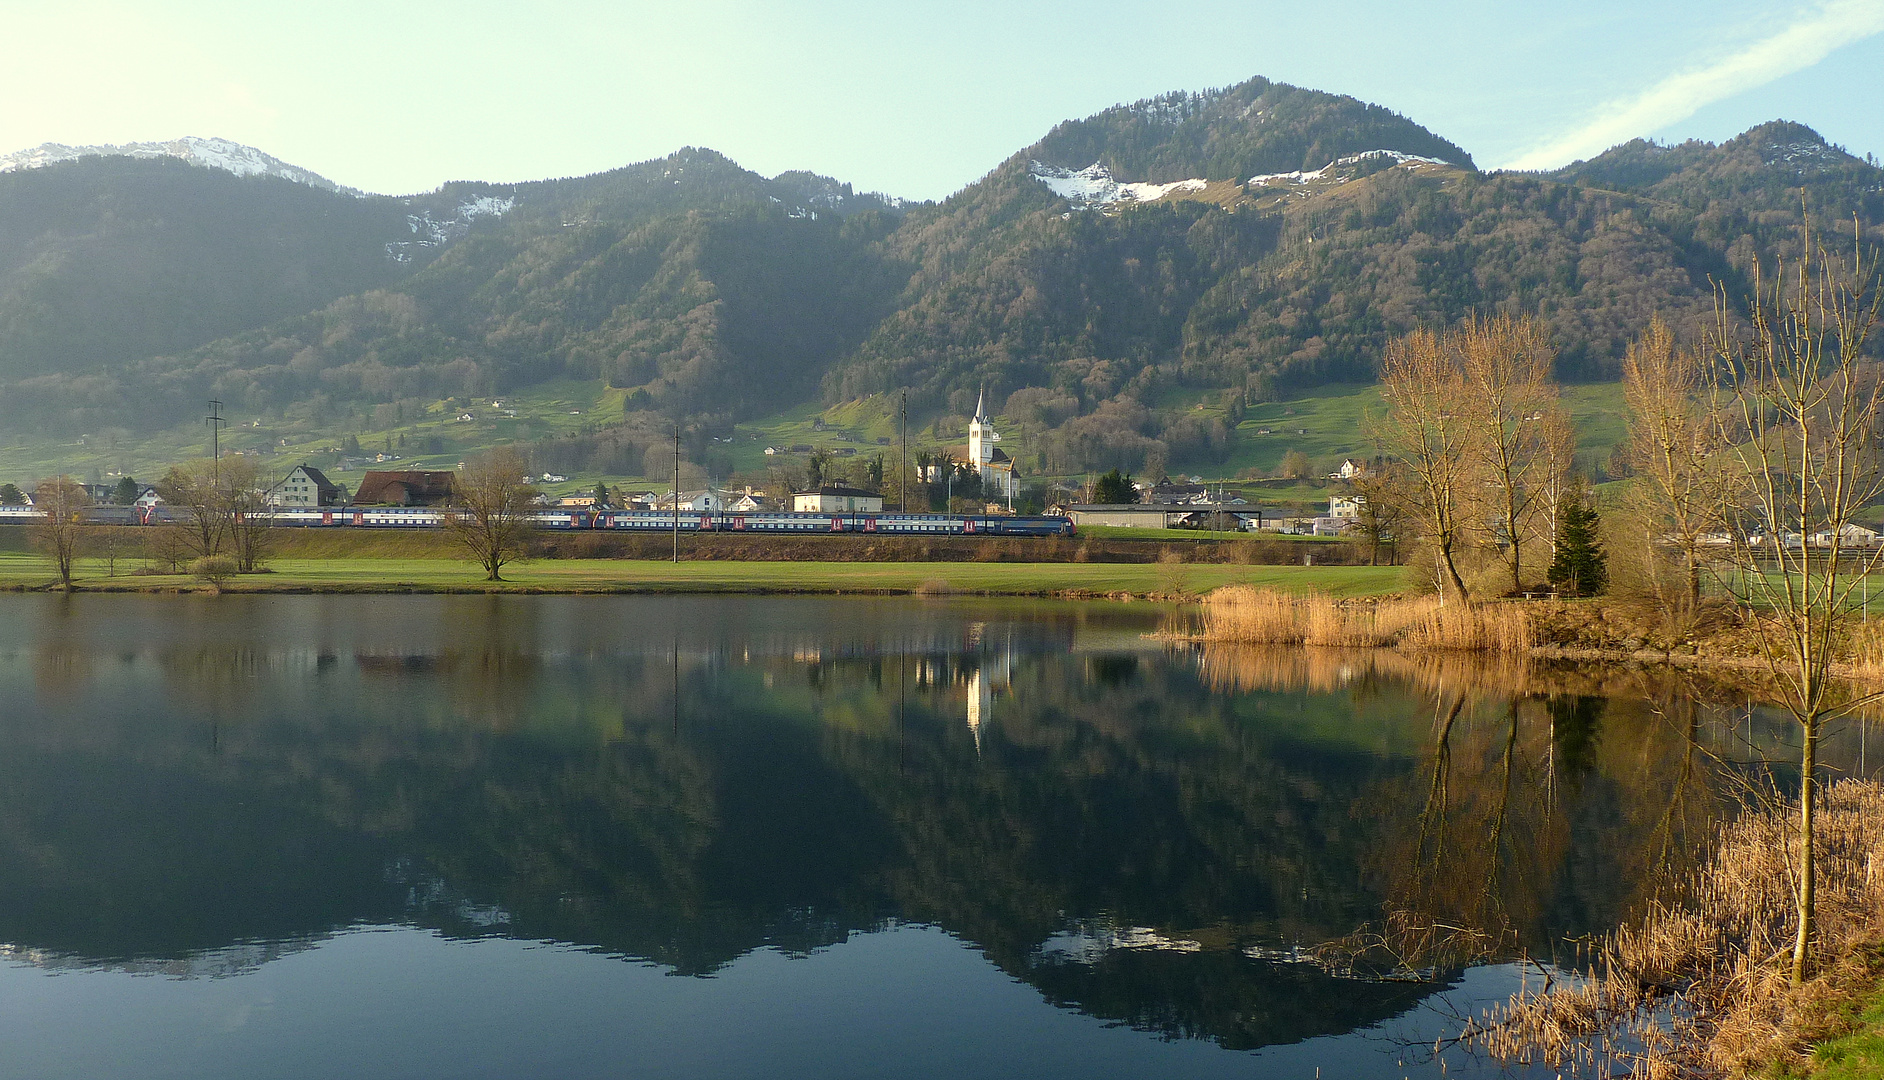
[1367,212,1883,989]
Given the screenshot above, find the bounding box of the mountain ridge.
[0,136,358,195]
[1,76,1879,484]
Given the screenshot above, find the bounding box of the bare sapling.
[1706,212,1884,985]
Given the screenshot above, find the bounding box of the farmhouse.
[265,465,346,508]
[353,470,457,507]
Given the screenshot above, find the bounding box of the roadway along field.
[0,553,1406,598]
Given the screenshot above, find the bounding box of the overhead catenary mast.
[206,399,225,479]
[673,423,682,564]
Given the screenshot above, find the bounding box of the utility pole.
[206,399,225,479]
[673,423,682,564]
[899,389,908,513]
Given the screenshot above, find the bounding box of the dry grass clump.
[1843,618,1884,685]
[1399,596,1535,653]
[1198,585,1533,652]
[1459,780,1884,1078]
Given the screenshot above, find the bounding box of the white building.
[1331,459,1368,481]
[792,486,884,513]
[658,489,730,512]
[265,465,346,508]
[1329,494,1365,520]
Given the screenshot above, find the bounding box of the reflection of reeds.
[1461,779,1884,1078]
[1196,586,1533,652]
[1195,643,1540,702]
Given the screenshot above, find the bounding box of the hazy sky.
[2,0,1880,200]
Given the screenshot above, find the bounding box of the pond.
[0,595,1864,1079]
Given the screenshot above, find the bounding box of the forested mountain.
[0,156,411,382]
[2,76,1880,478]
[0,147,910,435]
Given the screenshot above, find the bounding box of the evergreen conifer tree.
[1547,482,1607,597]
[1092,468,1136,504]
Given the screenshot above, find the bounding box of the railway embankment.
[0,524,1375,565]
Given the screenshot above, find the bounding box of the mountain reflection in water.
[0,594,1867,1077]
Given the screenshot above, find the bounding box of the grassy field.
[0,551,1406,598]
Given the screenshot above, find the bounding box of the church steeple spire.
[973,390,987,424]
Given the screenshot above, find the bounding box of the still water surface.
[0,595,1852,1079]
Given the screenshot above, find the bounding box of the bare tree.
[1707,215,1884,984]
[1459,314,1560,595]
[155,459,229,559]
[1351,466,1413,566]
[1378,327,1475,598]
[1534,407,1577,567]
[29,476,89,591]
[1622,317,1724,617]
[446,448,537,581]
[220,457,275,573]
[1278,448,1313,481]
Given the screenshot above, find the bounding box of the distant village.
[0,392,1378,536]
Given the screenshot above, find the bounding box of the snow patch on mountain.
[385,195,516,263]
[0,136,356,194]
[1761,139,1856,173]
[1030,161,1209,206]
[1248,149,1456,186]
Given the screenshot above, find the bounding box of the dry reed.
[1197,586,1534,653]
[1457,779,1884,1078]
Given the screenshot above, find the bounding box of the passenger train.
[0,504,1076,537]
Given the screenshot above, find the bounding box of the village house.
[728,491,770,512]
[1331,459,1368,481]
[265,465,346,508]
[352,470,457,507]
[792,486,883,513]
[656,489,731,512]
[1328,493,1365,520]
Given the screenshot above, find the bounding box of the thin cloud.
[1500,0,1884,171]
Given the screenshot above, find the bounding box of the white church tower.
[968,391,995,469]
[965,391,1018,500]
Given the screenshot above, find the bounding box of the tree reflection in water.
[0,596,1851,1054]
